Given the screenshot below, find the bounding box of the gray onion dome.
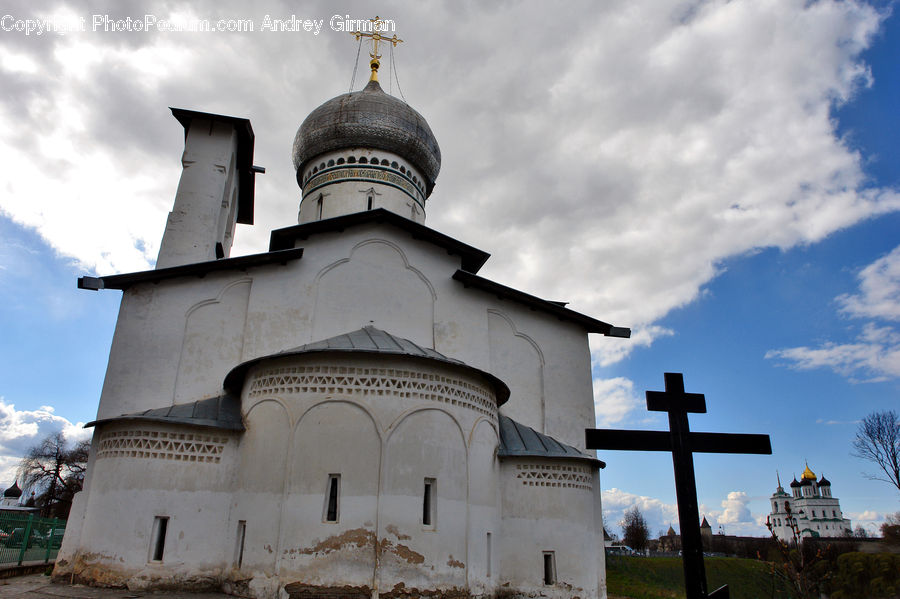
[292,79,441,196]
[3,480,22,498]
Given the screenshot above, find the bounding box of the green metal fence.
[0,512,66,566]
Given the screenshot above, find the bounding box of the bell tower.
[156,108,261,269]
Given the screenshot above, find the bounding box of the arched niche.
[378,408,468,592]
[487,310,545,432]
[279,400,381,586]
[312,239,435,347]
[174,279,251,404]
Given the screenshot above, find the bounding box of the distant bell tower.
[291,17,441,224]
[155,108,260,269]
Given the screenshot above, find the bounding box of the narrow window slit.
[325,474,340,522]
[486,532,492,577]
[543,551,556,585]
[234,521,246,568]
[423,478,435,527]
[150,516,169,562]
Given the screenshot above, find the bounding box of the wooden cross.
[586,372,772,599]
[350,16,403,82]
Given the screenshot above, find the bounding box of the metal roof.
[85,394,244,431]
[498,415,604,467]
[78,248,303,291]
[292,79,441,195]
[453,270,630,337]
[223,326,509,404]
[268,208,490,273]
[293,326,456,361]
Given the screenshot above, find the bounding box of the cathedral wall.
[498,458,603,599]
[96,271,257,421]
[60,422,240,589]
[101,224,596,457]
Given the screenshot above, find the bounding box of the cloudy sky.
[1,0,898,537]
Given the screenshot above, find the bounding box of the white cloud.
[849,509,881,521]
[767,246,900,381]
[0,0,894,354]
[602,487,768,537]
[602,488,679,537]
[0,398,92,488]
[592,325,674,367]
[838,246,900,321]
[700,492,770,536]
[593,377,643,426]
[718,491,753,524]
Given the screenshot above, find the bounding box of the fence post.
[44,518,59,563]
[17,513,34,566]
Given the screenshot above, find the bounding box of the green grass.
[605,556,797,599]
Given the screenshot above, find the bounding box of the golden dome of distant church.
[801,463,816,480]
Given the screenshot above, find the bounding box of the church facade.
[54,66,629,598]
[767,466,851,542]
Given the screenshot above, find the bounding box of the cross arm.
[646,390,707,413]
[586,429,772,454]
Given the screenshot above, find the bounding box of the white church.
[54,38,630,599]
[767,465,852,542]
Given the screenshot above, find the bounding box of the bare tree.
[851,410,900,494]
[621,505,650,552]
[18,432,90,518]
[882,512,900,545]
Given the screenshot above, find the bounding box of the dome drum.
[297,148,427,224]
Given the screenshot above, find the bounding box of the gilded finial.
[350,16,403,82]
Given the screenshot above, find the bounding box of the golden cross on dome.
[350,16,403,82]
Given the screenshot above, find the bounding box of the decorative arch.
[384,406,467,450]
[173,278,252,404]
[279,399,382,583]
[486,309,546,433]
[313,239,436,300]
[378,407,469,591]
[311,238,435,346]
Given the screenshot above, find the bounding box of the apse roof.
[498,415,604,467]
[85,394,244,431]
[223,326,510,404]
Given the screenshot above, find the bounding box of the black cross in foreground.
[586,373,772,599]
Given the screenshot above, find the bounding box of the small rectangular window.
[543,551,556,585]
[367,195,373,210]
[149,516,169,562]
[423,478,436,528]
[234,521,246,568]
[486,532,492,577]
[325,474,340,522]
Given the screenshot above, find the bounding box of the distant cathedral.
[55,23,629,599]
[768,464,851,541]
